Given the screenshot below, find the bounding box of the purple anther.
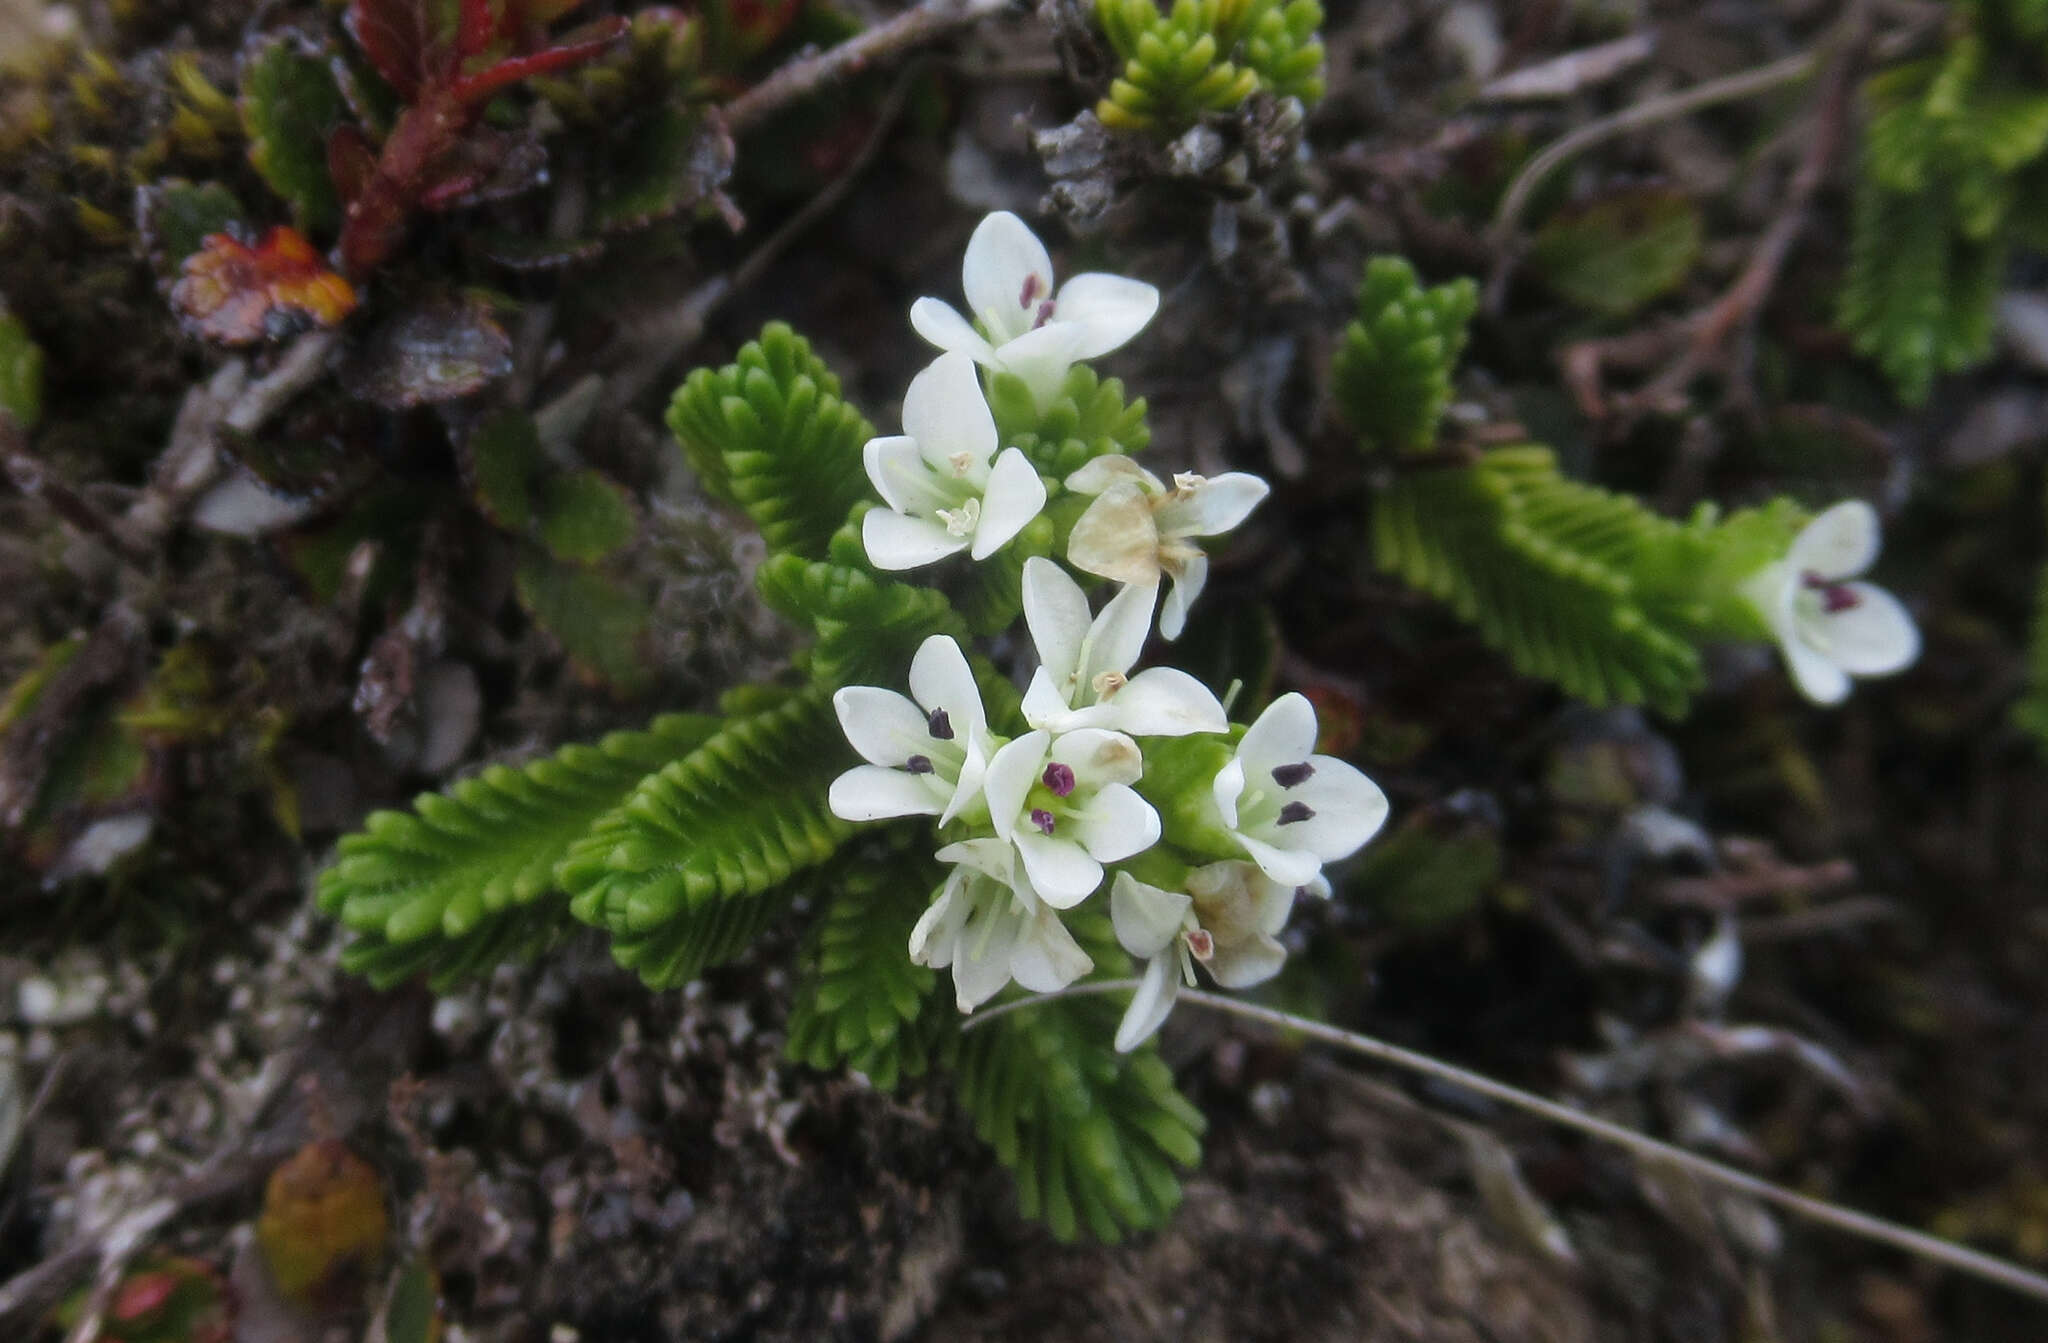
[927,708,954,740]
[1019,273,1044,308]
[1185,928,1215,960]
[1271,761,1316,788]
[905,755,934,775]
[1032,299,1056,329]
[1029,808,1057,836]
[1802,571,1863,614]
[1042,762,1076,797]
[1276,801,1315,826]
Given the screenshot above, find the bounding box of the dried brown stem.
[0,415,153,569]
[724,0,1009,134]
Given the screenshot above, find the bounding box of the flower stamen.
[1042,762,1076,797]
[906,755,934,774]
[928,708,954,740]
[1276,801,1315,826]
[1029,808,1057,836]
[1270,761,1315,788]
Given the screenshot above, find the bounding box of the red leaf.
[509,0,591,25]
[457,0,496,58]
[327,125,379,207]
[449,15,627,104]
[171,228,359,346]
[345,0,449,99]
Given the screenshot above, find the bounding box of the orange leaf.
[170,227,358,345]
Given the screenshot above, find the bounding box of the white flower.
[1210,692,1389,887]
[828,635,997,825]
[1018,557,1228,738]
[1063,456,1270,639]
[913,837,1094,1012]
[909,211,1160,410]
[1740,500,1920,706]
[983,727,1161,908]
[1109,862,1319,1052]
[862,352,1048,571]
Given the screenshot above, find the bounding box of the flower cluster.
[831,211,1387,1048]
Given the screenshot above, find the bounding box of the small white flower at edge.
[1740,500,1919,706]
[983,727,1161,908]
[910,210,1160,411]
[1018,556,1228,737]
[1109,863,1323,1052]
[1064,456,1270,639]
[912,837,1094,1012]
[828,635,995,824]
[862,351,1048,571]
[1213,692,1389,888]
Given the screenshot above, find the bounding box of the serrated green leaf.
[539,470,637,563]
[317,713,718,990]
[514,550,654,694]
[0,306,43,429]
[139,179,246,278]
[591,102,735,233]
[1331,256,1476,457]
[786,851,946,1090]
[1531,188,1702,317]
[240,33,346,234]
[560,690,857,988]
[464,410,543,532]
[755,550,967,688]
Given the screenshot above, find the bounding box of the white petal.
[1084,581,1157,689]
[1070,782,1160,864]
[1207,932,1286,989]
[1114,952,1180,1053]
[1110,872,1190,958]
[863,436,947,515]
[1067,485,1162,585]
[827,765,945,821]
[909,886,962,966]
[939,731,989,826]
[1049,728,1145,789]
[1160,553,1207,640]
[1805,583,1920,676]
[909,634,989,747]
[1022,556,1090,695]
[992,322,1090,410]
[1248,871,1299,936]
[1010,905,1094,992]
[909,297,997,364]
[1104,667,1228,737]
[1022,666,1084,734]
[902,352,997,477]
[1013,831,1104,907]
[983,731,1051,841]
[963,211,1055,345]
[1788,500,1880,580]
[1234,830,1324,888]
[1211,755,1245,830]
[1783,635,1852,704]
[832,686,936,768]
[1273,757,1391,861]
[1155,472,1270,539]
[969,448,1048,560]
[935,836,1014,880]
[1237,692,1320,781]
[1052,272,1159,359]
[1065,455,1161,497]
[864,509,968,570]
[953,902,1024,1010]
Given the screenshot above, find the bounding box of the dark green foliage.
[666,322,875,559]
[1531,187,1702,318]
[1093,0,1322,132]
[1841,8,2048,402]
[953,513,1058,636]
[0,306,42,428]
[1332,257,1478,457]
[755,550,967,688]
[1372,447,1710,716]
[316,714,719,990]
[785,852,947,1090]
[560,690,857,987]
[238,33,346,234]
[952,914,1205,1242]
[986,366,1151,481]
[513,551,654,693]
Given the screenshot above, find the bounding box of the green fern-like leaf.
[1095,0,1261,131]
[785,850,948,1090]
[953,913,1205,1242]
[1241,0,1324,103]
[1373,447,1712,716]
[986,366,1151,482]
[560,689,857,988]
[1839,176,2003,406]
[666,323,875,559]
[755,550,968,687]
[317,715,719,990]
[1332,256,1478,456]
